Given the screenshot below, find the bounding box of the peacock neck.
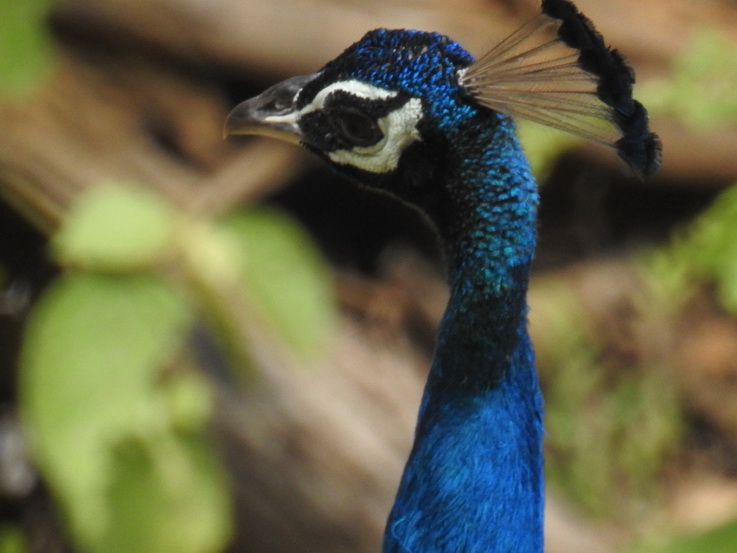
[435,114,538,388]
[384,114,544,553]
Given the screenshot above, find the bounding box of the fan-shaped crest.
[461,0,661,175]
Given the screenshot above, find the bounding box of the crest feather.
[461,0,661,176]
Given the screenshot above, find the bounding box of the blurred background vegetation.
[2,1,737,552]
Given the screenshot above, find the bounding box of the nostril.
[260,98,278,112]
[260,95,294,115]
[255,73,317,115]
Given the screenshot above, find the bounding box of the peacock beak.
[224,73,317,144]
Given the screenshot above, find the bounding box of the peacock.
[225,1,661,551]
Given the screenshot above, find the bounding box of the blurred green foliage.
[638,180,737,550]
[642,29,737,130]
[0,524,28,553]
[648,184,737,316]
[53,184,178,272]
[532,282,681,517]
[19,184,334,553]
[2,5,329,550]
[20,271,227,553]
[622,27,737,552]
[221,210,334,360]
[0,0,54,98]
[629,520,737,553]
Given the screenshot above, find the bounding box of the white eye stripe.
[300,79,397,114]
[260,79,399,134]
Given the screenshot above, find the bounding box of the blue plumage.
[381,114,542,552]
[305,30,477,128]
[224,2,660,551]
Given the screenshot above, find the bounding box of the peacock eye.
[327,108,383,147]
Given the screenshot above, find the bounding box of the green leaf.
[101,433,231,553]
[0,0,54,98]
[19,273,189,540]
[19,272,230,552]
[53,184,177,272]
[219,209,334,358]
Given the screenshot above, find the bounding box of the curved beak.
[223,73,317,144]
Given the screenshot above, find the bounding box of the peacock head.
[225,1,661,215]
[224,29,488,213]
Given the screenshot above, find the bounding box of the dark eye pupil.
[329,110,383,147]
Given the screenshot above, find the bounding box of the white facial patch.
[328,96,423,174]
[289,79,424,174]
[302,79,397,110]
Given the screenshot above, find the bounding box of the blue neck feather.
[383,115,544,553]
